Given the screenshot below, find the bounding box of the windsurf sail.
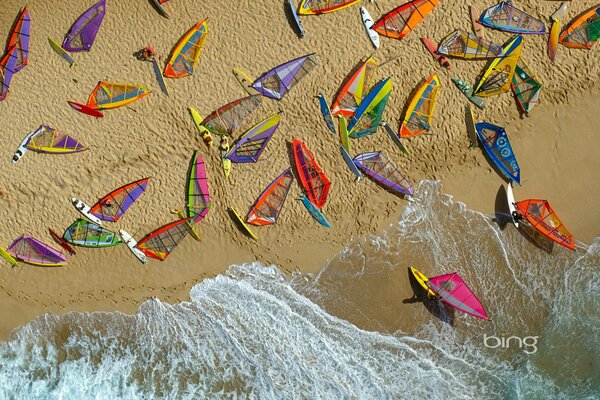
[298,0,361,15]
[479,1,546,34]
[63,219,122,247]
[373,0,439,40]
[7,234,68,267]
[399,74,440,137]
[475,122,520,184]
[559,5,600,49]
[186,151,210,223]
[200,95,262,136]
[136,218,191,260]
[437,30,503,59]
[516,199,575,250]
[164,19,208,78]
[473,35,523,97]
[510,58,542,114]
[292,139,331,209]
[246,169,294,226]
[226,114,280,163]
[62,0,106,52]
[353,151,413,196]
[330,57,378,117]
[347,77,392,138]
[427,273,489,320]
[86,82,150,109]
[251,53,317,100]
[89,178,150,222]
[25,125,88,154]
[0,46,18,101]
[6,7,30,72]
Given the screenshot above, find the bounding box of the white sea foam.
[0,181,597,399]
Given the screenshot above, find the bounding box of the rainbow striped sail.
[473,35,523,97]
[347,77,392,138]
[400,74,440,137]
[331,57,378,118]
[480,1,546,34]
[63,0,107,52]
[86,82,150,110]
[164,20,208,78]
[7,234,68,267]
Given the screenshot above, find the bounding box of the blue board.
[318,93,336,133]
[475,122,520,184]
[299,194,331,228]
[340,145,361,180]
[289,0,305,37]
[152,58,169,96]
[381,121,410,157]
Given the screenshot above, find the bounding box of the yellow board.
[229,207,258,240]
[548,19,560,62]
[172,209,202,242]
[48,37,76,67]
[189,106,213,146]
[232,68,259,95]
[410,267,436,297]
[220,136,232,178]
[338,115,350,153]
[0,247,18,267]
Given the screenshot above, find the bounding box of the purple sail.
[0,46,19,101]
[63,0,107,52]
[251,53,317,100]
[7,234,68,266]
[226,114,280,163]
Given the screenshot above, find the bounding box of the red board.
[68,101,104,118]
[48,228,77,255]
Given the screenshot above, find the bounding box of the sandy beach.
[1,0,599,342]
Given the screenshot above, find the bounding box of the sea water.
[0,181,598,399]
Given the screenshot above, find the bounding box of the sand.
[0,0,599,340]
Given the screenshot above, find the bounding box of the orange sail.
[516,199,575,250]
[373,0,439,40]
[330,57,377,118]
[136,218,191,260]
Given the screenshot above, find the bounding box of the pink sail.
[427,273,489,320]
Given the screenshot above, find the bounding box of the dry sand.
[0,0,599,340]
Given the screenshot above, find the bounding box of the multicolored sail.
[186,151,210,223]
[89,178,150,222]
[347,77,392,138]
[6,7,30,72]
[7,234,68,267]
[251,53,317,100]
[559,5,600,49]
[373,0,439,40]
[226,114,280,163]
[292,139,331,209]
[516,199,575,250]
[298,0,360,15]
[437,30,503,59]
[399,74,440,137]
[246,169,294,226]
[330,57,378,117]
[473,35,523,98]
[136,218,191,260]
[511,58,542,114]
[0,46,18,101]
[25,125,88,154]
[427,273,489,320]
[353,151,413,196]
[62,0,106,52]
[63,219,122,247]
[475,122,520,184]
[86,82,150,109]
[164,20,208,78]
[200,95,262,136]
[479,1,546,34]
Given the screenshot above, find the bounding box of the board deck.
[71,198,103,225]
[151,0,170,18]
[232,68,259,95]
[11,131,35,164]
[152,58,169,96]
[220,137,232,178]
[189,106,213,146]
[360,7,380,49]
[410,267,437,297]
[469,5,485,40]
[382,121,410,157]
[338,115,350,153]
[0,246,18,267]
[340,145,362,181]
[506,183,519,228]
[299,194,331,228]
[48,228,77,255]
[289,0,305,37]
[229,207,258,240]
[465,105,478,148]
[420,37,451,70]
[48,37,76,67]
[67,101,105,118]
[119,229,148,264]
[318,93,336,133]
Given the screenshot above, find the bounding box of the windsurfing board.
[318,93,336,133]
[220,137,232,178]
[548,19,560,62]
[232,68,259,95]
[151,0,170,18]
[229,207,258,240]
[465,105,479,149]
[409,267,436,297]
[299,194,331,228]
[381,121,410,157]
[289,0,305,38]
[340,145,362,181]
[119,229,148,264]
[0,247,18,267]
[48,38,76,67]
[71,198,103,225]
[152,58,169,96]
[360,7,380,49]
[506,183,519,228]
[551,2,568,22]
[338,116,350,153]
[469,6,485,40]
[48,228,77,255]
[11,131,35,164]
[188,106,213,146]
[68,101,105,118]
[420,37,451,70]
[172,209,202,242]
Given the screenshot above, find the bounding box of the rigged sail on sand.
[136,218,191,260]
[251,53,317,100]
[330,57,378,118]
[373,0,439,41]
[246,169,294,226]
[399,74,440,137]
[164,20,208,78]
[62,0,107,52]
[200,95,262,136]
[473,35,523,97]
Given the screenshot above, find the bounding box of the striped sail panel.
[63,0,107,52]
[480,1,546,34]
[559,5,600,48]
[252,54,317,100]
[475,122,520,184]
[353,151,413,196]
[227,114,280,163]
[7,234,67,266]
[63,219,122,247]
[201,95,262,136]
[400,74,440,137]
[330,57,378,117]
[473,35,523,97]
[246,169,294,226]
[87,82,150,109]
[373,0,439,40]
[187,151,210,223]
[136,219,191,261]
[89,178,150,222]
[7,7,30,72]
[292,139,331,209]
[437,30,503,59]
[510,58,542,114]
[427,273,489,320]
[516,200,575,250]
[164,20,208,78]
[25,125,88,154]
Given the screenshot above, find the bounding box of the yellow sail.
[474,35,523,97]
[399,74,440,137]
